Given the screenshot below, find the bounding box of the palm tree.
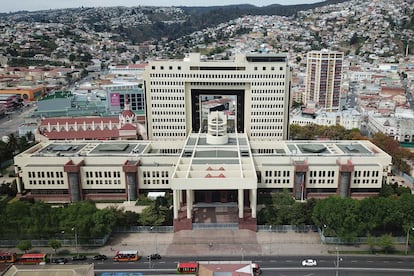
[25,131,34,142]
[7,133,19,156]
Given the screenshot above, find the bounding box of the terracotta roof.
[119,124,137,130]
[121,110,135,118]
[41,117,119,125]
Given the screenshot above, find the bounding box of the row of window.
[251,96,285,101]
[264,179,289,184]
[153,132,186,137]
[153,125,186,130]
[251,81,285,86]
[152,111,185,115]
[143,179,169,185]
[190,82,245,87]
[251,111,285,117]
[353,179,380,184]
[263,178,379,185]
[152,118,186,123]
[151,104,185,108]
[251,104,285,109]
[28,171,64,178]
[252,89,286,94]
[250,118,284,123]
[251,133,283,137]
[354,171,380,178]
[85,171,121,178]
[151,95,185,101]
[86,179,122,185]
[309,170,335,178]
[160,148,181,154]
[29,180,64,185]
[150,81,184,86]
[251,125,284,130]
[143,171,169,178]
[309,179,335,184]
[265,170,291,177]
[251,111,284,116]
[150,72,285,79]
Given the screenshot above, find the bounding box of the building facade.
[144,53,291,141]
[14,139,392,231]
[104,83,146,119]
[305,50,343,112]
[14,53,392,232]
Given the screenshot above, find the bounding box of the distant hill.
[124,0,351,43]
[0,0,351,44]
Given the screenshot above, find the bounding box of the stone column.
[173,189,179,219]
[251,188,257,219]
[186,189,192,219]
[238,189,244,219]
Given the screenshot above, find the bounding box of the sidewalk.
[97,229,363,257]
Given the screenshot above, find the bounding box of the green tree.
[3,200,32,238]
[17,240,32,253]
[367,234,377,253]
[48,239,62,253]
[60,201,99,238]
[139,204,166,226]
[90,208,116,237]
[312,196,363,241]
[378,234,394,253]
[379,183,395,197]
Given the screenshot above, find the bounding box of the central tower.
[144,52,291,142]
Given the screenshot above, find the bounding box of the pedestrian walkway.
[99,229,334,257]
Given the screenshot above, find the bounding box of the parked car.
[93,254,107,261]
[302,259,317,266]
[72,255,87,261]
[147,253,161,260]
[52,257,68,264]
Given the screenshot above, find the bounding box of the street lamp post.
[335,246,340,276]
[269,225,272,255]
[405,226,414,255]
[322,224,327,240]
[72,227,78,256]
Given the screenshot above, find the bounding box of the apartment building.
[305,50,344,112]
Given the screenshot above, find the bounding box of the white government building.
[14,53,392,231]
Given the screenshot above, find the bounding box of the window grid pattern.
[142,170,170,185]
[27,170,65,185]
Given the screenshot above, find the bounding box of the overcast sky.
[1,1,321,13]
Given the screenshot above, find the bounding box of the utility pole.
[406,226,414,255]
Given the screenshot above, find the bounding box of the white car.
[302,259,317,266]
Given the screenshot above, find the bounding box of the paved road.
[0,105,37,138]
[89,255,414,275]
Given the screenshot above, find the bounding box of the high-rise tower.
[305,50,343,111]
[144,53,291,141]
